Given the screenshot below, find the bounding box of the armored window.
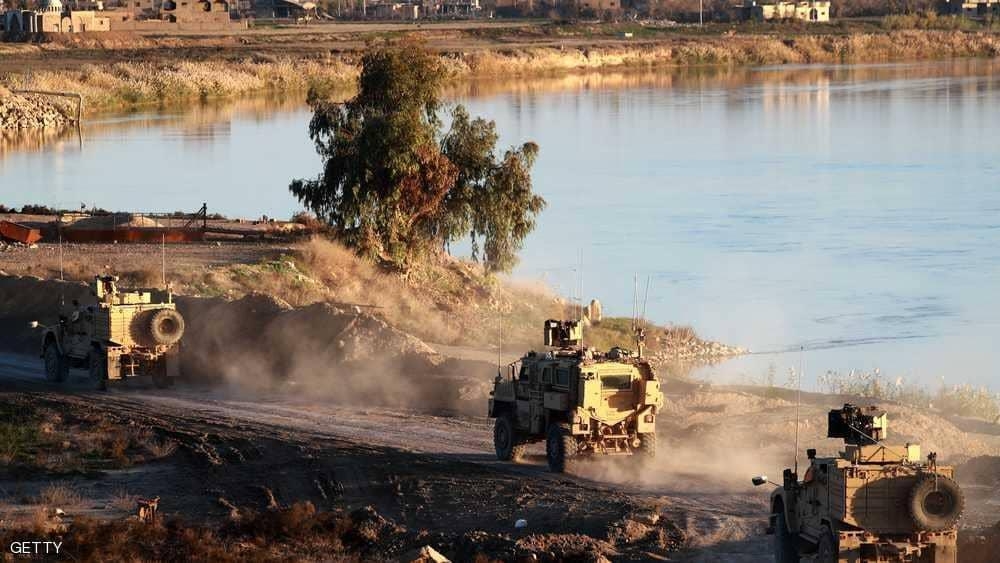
[542,367,552,384]
[555,368,569,386]
[601,373,632,390]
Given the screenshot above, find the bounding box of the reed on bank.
[1,29,998,119]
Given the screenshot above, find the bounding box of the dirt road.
[0,352,771,561]
[5,350,998,561]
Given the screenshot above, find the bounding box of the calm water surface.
[2,61,999,389]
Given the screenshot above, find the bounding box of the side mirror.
[751,475,769,487]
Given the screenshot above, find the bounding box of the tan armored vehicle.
[488,319,664,473]
[756,404,964,562]
[37,276,185,389]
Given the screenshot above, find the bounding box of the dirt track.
[0,352,774,561]
[3,348,999,561]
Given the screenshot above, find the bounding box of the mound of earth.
[0,276,92,354]
[178,293,494,414]
[956,456,1000,487]
[0,275,494,414]
[66,213,163,229]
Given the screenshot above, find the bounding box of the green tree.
[290,42,545,272]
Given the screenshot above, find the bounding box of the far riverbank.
[1,25,999,125]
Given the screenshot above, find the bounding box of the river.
[2,60,999,391]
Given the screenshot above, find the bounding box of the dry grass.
[2,58,357,114]
[142,437,179,459]
[449,31,1000,75]
[0,424,37,465]
[0,503,371,563]
[122,236,562,347]
[818,369,1000,422]
[2,30,999,115]
[110,487,138,511]
[295,237,562,347]
[35,483,84,507]
[0,395,179,474]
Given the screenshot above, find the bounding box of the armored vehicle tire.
[43,344,68,383]
[816,526,837,563]
[908,475,964,531]
[772,509,800,563]
[148,309,185,346]
[546,423,578,473]
[637,433,657,458]
[88,349,108,391]
[493,415,525,462]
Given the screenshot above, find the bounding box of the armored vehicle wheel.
[816,526,837,563]
[88,349,108,391]
[637,433,657,458]
[908,475,964,531]
[493,415,524,462]
[772,509,800,563]
[546,423,578,473]
[43,344,68,383]
[148,309,185,347]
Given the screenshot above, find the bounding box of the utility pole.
[699,0,703,26]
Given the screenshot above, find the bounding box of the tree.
[290,42,545,272]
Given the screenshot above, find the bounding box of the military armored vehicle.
[756,403,964,563]
[36,275,185,389]
[488,319,664,473]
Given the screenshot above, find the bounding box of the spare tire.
[148,308,185,346]
[908,474,964,531]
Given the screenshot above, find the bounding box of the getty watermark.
[8,541,63,557]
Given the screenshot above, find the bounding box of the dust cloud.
[570,434,788,495]
[0,275,495,416]
[175,293,496,415]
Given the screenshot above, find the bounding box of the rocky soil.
[0,87,72,130]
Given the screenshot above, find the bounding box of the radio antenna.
[794,346,804,475]
[578,249,584,322]
[497,282,503,379]
[58,232,65,306]
[631,274,638,331]
[161,233,167,289]
[641,275,651,325]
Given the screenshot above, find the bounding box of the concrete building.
[371,1,420,18]
[742,0,830,22]
[579,0,619,11]
[946,0,1000,18]
[2,0,239,34]
[253,0,314,18]
[2,0,111,33]
[493,0,532,11]
[434,0,480,15]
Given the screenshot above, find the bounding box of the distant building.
[943,0,1000,18]
[371,1,420,18]
[2,0,240,35]
[2,0,111,33]
[579,0,619,11]
[741,0,830,22]
[253,0,314,19]
[435,0,479,15]
[493,0,532,13]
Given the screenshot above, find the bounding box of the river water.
[2,60,999,390]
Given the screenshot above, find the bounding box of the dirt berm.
[0,275,493,414]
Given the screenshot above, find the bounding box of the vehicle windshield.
[601,373,633,390]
